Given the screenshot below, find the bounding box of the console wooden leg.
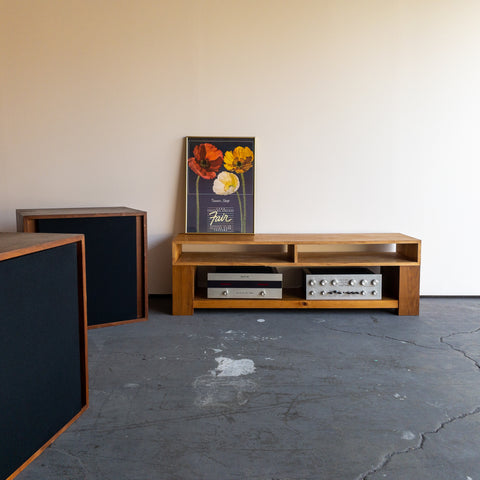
[172,265,195,315]
[397,266,420,316]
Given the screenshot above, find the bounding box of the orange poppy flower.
[188,143,223,179]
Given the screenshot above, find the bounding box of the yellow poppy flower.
[213,171,240,195]
[223,146,254,174]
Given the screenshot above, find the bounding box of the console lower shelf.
[193,288,399,310]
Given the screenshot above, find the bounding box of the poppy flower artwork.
[185,137,255,233]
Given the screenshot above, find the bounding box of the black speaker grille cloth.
[36,216,138,325]
[0,244,82,478]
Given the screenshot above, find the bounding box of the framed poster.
[186,137,255,233]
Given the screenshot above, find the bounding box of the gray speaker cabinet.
[0,232,88,480]
[17,207,148,328]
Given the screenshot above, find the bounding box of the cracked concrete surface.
[15,297,480,480]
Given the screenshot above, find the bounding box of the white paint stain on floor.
[212,357,256,377]
[252,335,282,341]
[401,431,416,440]
[194,356,257,407]
[193,376,257,407]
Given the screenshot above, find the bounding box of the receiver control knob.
[371,290,378,296]
[331,279,338,286]
[320,279,327,286]
[309,290,315,296]
[309,279,316,286]
[349,279,356,286]
[371,279,379,286]
[223,290,229,296]
[361,290,367,296]
[259,290,266,296]
[360,279,368,286]
[320,290,327,295]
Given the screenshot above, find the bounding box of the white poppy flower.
[213,171,240,195]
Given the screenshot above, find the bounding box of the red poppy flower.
[188,143,223,179]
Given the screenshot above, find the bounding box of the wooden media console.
[172,233,421,316]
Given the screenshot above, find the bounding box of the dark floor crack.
[355,325,480,480]
[318,324,439,350]
[440,327,480,371]
[355,406,480,480]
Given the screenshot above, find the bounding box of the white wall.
[1,0,479,295]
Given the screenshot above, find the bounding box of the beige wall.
[1,0,479,294]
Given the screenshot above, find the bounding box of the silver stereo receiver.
[207,266,282,299]
[304,267,382,300]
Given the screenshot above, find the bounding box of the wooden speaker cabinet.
[0,232,88,480]
[17,207,148,328]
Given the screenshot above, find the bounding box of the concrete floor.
[16,297,480,480]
